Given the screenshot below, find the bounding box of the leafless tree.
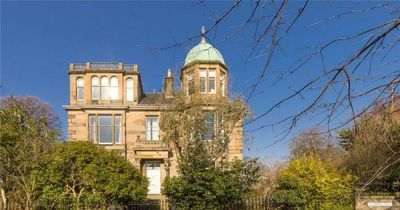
[154,0,400,190]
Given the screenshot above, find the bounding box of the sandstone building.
[64,31,243,199]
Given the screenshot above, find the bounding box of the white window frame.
[126,78,134,101]
[146,116,159,141]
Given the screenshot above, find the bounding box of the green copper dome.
[184,40,225,67]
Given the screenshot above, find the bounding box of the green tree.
[36,141,148,209]
[160,93,258,209]
[162,158,260,210]
[273,155,355,210]
[0,96,60,209]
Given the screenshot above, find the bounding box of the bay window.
[88,114,122,144]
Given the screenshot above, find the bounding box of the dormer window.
[76,78,84,101]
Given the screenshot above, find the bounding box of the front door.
[146,162,161,194]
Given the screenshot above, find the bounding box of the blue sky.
[1,1,399,162]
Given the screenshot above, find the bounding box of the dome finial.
[201,26,206,43]
[167,68,172,77]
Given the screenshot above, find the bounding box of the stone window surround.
[88,114,122,145]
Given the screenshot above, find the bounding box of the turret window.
[110,76,119,100]
[126,78,134,101]
[91,77,99,100]
[203,111,215,140]
[200,69,206,93]
[220,72,226,96]
[76,78,84,101]
[187,72,194,96]
[101,77,109,99]
[208,69,216,94]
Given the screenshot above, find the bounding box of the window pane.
[208,70,216,93]
[99,116,112,144]
[220,72,225,96]
[110,87,118,100]
[92,87,99,99]
[92,77,99,100]
[92,77,99,86]
[200,69,206,93]
[126,78,134,101]
[76,78,84,100]
[115,125,121,144]
[110,77,118,100]
[203,112,214,140]
[114,116,121,144]
[110,77,118,86]
[77,87,84,101]
[146,117,159,140]
[77,78,84,87]
[101,77,109,99]
[89,115,96,143]
[89,115,96,126]
[99,126,112,144]
[187,73,194,95]
[99,116,112,126]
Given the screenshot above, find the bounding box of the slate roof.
[138,93,174,106]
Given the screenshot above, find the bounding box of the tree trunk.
[0,187,6,210]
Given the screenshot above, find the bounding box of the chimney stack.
[164,68,174,98]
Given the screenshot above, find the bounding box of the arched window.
[110,77,119,100]
[91,77,99,100]
[126,78,134,101]
[76,78,84,101]
[101,77,109,99]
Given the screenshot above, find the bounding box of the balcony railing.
[133,135,169,151]
[69,62,138,72]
